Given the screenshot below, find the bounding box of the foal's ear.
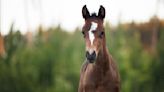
[82,5,90,19]
[98,5,105,19]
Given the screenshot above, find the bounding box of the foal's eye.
[82,31,86,38]
[99,31,104,38]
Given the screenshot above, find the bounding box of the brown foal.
[78,5,120,92]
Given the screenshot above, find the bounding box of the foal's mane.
[91,13,97,18]
[89,13,103,20]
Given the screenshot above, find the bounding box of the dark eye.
[99,31,104,38]
[82,31,86,38]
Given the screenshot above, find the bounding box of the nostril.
[92,51,96,58]
[86,51,96,62]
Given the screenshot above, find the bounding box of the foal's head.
[82,5,106,63]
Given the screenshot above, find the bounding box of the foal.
[78,5,120,92]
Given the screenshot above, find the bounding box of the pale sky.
[0,0,164,35]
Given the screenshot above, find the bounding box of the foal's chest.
[81,63,118,92]
[81,64,107,91]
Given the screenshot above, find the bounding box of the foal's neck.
[95,46,109,70]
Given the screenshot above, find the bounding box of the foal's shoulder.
[108,53,121,83]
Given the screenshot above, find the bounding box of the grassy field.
[0,17,164,92]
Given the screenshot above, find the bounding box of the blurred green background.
[0,16,164,92]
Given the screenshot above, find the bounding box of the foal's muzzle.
[86,51,96,63]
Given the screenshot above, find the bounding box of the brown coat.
[78,47,120,92]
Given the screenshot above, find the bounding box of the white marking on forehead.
[89,22,98,45]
